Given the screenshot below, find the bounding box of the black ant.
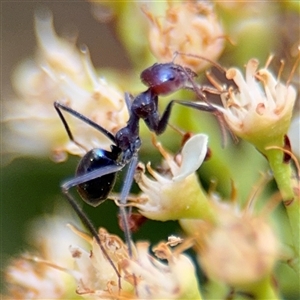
[54,52,225,290]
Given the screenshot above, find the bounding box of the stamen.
[67,223,93,243]
[277,59,285,82]
[264,53,274,69]
[206,71,224,92]
[286,46,300,87]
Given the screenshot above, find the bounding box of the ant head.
[141,62,197,96]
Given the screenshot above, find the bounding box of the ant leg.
[54,102,87,151]
[118,155,138,257]
[60,165,124,287]
[174,53,226,105]
[61,188,122,289]
[152,99,218,135]
[183,73,218,108]
[175,100,233,146]
[54,101,116,144]
[62,160,136,284]
[62,164,122,191]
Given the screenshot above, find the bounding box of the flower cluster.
[2,10,128,162]
[3,212,201,299]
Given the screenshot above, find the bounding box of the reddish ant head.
[141,62,197,96]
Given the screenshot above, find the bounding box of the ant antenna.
[174,51,227,73]
[172,51,179,63]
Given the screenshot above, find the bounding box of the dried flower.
[2,11,128,162]
[131,134,215,221]
[2,207,202,299]
[143,1,224,72]
[122,241,202,299]
[4,3,300,300]
[68,226,131,298]
[2,210,130,299]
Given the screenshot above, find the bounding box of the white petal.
[173,134,208,182]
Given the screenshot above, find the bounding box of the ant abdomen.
[76,148,119,206]
[140,62,197,95]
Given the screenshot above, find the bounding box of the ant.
[54,52,225,290]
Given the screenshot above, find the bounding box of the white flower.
[2,11,128,162]
[3,212,84,299]
[3,206,203,299]
[131,134,214,221]
[217,58,297,151]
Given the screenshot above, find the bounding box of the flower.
[2,209,130,299]
[198,203,279,287]
[2,212,84,299]
[143,1,225,72]
[122,241,202,299]
[179,172,280,292]
[2,205,202,299]
[180,187,280,294]
[68,226,131,298]
[131,134,215,221]
[216,58,297,153]
[3,257,70,299]
[2,10,128,162]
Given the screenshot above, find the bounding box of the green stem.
[265,148,300,264]
[266,148,294,200]
[241,275,281,300]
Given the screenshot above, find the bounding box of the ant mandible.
[54,52,223,289]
